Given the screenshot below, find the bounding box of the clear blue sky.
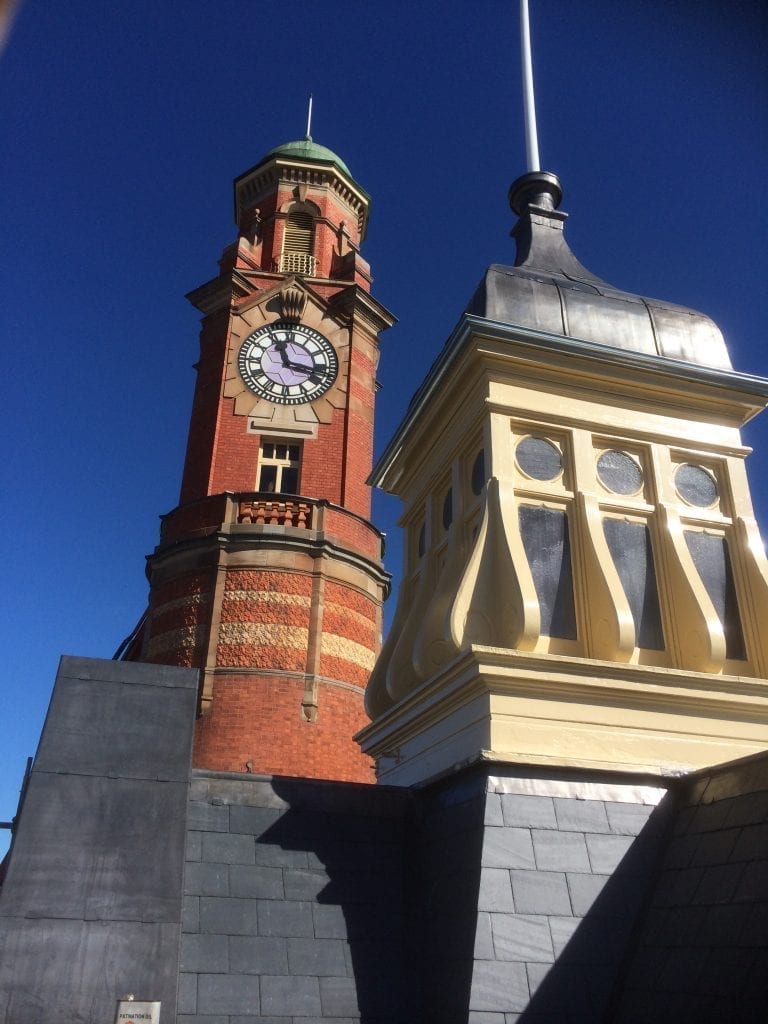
[1,1,767,851]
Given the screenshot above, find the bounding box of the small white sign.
[115,1000,161,1024]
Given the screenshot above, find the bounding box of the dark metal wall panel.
[0,656,198,1024]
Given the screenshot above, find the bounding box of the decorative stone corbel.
[657,504,726,673]
[279,284,307,322]
[448,477,536,651]
[576,492,635,662]
[734,515,768,674]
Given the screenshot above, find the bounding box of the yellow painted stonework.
[360,322,768,784]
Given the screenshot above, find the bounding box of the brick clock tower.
[126,138,394,783]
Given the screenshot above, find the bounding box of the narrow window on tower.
[279,206,316,276]
[258,441,302,494]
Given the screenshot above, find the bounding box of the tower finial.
[520,0,540,172]
[305,94,313,142]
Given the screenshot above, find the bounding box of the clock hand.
[273,335,293,368]
[285,359,324,383]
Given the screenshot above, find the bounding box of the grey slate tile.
[313,903,348,939]
[662,833,700,869]
[485,792,503,825]
[261,974,321,1016]
[482,827,535,869]
[491,913,554,963]
[202,832,255,865]
[257,899,314,937]
[689,827,740,866]
[319,976,360,1016]
[199,896,259,936]
[186,831,202,862]
[605,800,656,836]
[254,843,308,869]
[176,1016,227,1024]
[554,798,610,834]
[531,830,590,872]
[229,864,284,899]
[470,960,529,1012]
[478,867,514,912]
[178,972,197,1014]
[501,794,556,829]
[468,1013,506,1023]
[693,862,746,904]
[651,867,704,908]
[287,937,347,976]
[185,861,229,897]
[566,873,609,916]
[585,833,634,873]
[511,870,571,915]
[180,933,228,973]
[526,960,552,995]
[733,860,768,902]
[229,935,289,975]
[182,895,200,932]
[197,973,260,1015]
[475,912,495,959]
[187,801,230,833]
[732,823,768,861]
[283,867,330,900]
[549,915,580,955]
[229,804,281,837]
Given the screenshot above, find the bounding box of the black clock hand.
[285,360,324,383]
[273,335,293,368]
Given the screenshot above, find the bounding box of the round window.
[516,436,562,481]
[597,450,643,495]
[675,464,718,507]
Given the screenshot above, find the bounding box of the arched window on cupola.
[278,205,317,276]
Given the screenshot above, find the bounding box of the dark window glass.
[259,465,277,492]
[471,450,485,495]
[276,444,287,459]
[676,464,718,507]
[519,505,577,639]
[417,523,426,558]
[597,450,643,495]
[442,489,453,531]
[263,443,274,458]
[281,467,299,494]
[516,436,562,481]
[685,531,745,659]
[603,519,664,650]
[288,445,300,460]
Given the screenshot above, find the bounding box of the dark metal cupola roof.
[466,170,731,370]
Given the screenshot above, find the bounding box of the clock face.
[238,322,339,405]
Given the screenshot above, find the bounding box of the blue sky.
[1,1,767,852]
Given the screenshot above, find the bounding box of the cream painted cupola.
[358,169,768,786]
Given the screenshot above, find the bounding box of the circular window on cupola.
[675,464,719,508]
[516,436,563,481]
[597,450,644,495]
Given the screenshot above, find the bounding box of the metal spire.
[305,94,313,141]
[519,0,541,172]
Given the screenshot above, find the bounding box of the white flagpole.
[520,0,541,172]
[305,94,313,140]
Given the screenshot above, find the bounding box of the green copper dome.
[263,138,351,177]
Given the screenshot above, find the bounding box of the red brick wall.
[193,674,375,783]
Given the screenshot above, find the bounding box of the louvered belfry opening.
[279,209,316,275]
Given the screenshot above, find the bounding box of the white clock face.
[238,322,338,405]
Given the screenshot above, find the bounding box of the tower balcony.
[157,491,385,564]
[273,252,317,276]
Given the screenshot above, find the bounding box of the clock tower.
[126,138,394,782]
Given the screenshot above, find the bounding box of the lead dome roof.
[466,172,731,370]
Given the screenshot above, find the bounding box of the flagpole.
[520,0,541,172]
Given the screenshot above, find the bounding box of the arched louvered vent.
[279,210,317,275]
